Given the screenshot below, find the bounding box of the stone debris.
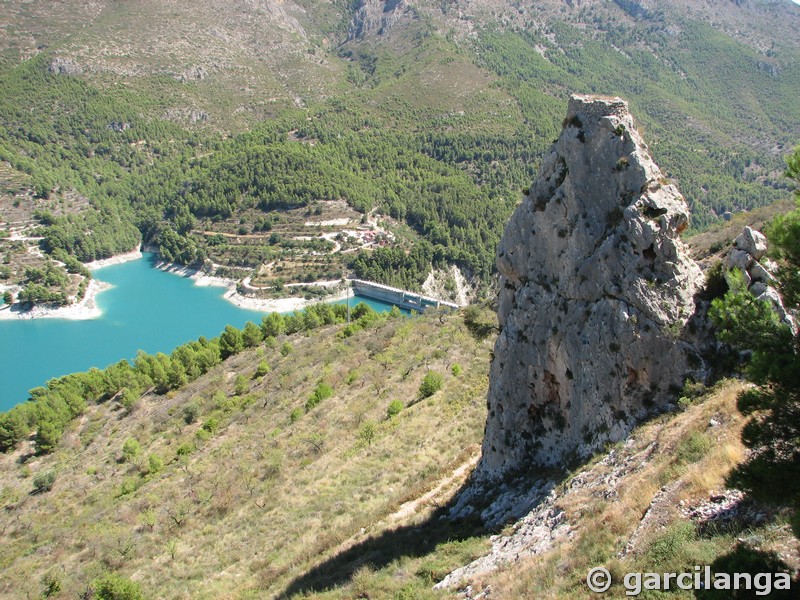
[442,437,658,590]
[681,489,769,531]
[435,486,570,590]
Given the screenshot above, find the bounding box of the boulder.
[735,226,768,260]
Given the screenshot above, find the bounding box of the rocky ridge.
[474,95,708,481]
[727,225,796,332]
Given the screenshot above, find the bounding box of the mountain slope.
[3,311,797,599]
[0,308,494,598]
[1,0,799,298]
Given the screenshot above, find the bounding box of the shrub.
[32,470,56,494]
[175,442,194,457]
[121,438,141,463]
[305,381,333,412]
[290,407,303,423]
[41,572,61,598]
[463,304,495,339]
[118,478,139,497]
[387,399,404,418]
[91,572,144,600]
[451,364,462,376]
[234,374,248,396]
[358,420,377,446]
[255,361,271,378]
[418,371,443,399]
[147,454,164,475]
[675,431,712,465]
[640,521,697,574]
[119,388,138,414]
[280,342,293,357]
[183,403,200,425]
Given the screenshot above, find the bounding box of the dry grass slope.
[467,380,799,599]
[1,304,798,599]
[0,308,495,598]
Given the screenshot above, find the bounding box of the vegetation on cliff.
[710,145,800,540]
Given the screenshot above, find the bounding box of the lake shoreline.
[85,247,144,271]
[0,246,145,321]
[0,248,354,321]
[153,258,352,314]
[0,278,112,321]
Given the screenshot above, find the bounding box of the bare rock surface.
[48,57,83,76]
[348,0,410,39]
[474,95,707,482]
[726,226,795,332]
[439,435,660,589]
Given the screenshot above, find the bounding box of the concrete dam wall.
[350,279,460,312]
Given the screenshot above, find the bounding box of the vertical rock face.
[476,95,706,481]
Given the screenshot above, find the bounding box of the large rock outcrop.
[726,226,796,332]
[475,95,707,481]
[347,0,409,39]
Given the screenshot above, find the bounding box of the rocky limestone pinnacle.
[475,94,706,481]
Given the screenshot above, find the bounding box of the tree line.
[0,301,397,455]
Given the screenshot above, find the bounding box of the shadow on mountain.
[694,544,797,600]
[278,469,563,598]
[278,480,488,598]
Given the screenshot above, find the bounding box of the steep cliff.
[475,95,707,480]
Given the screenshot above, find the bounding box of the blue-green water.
[0,253,396,412]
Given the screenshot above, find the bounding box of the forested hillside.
[1,0,799,297]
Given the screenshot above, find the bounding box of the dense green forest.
[473,21,798,229]
[0,57,534,286]
[1,6,799,291]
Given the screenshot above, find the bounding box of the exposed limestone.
[726,226,795,332]
[48,57,83,76]
[734,226,768,260]
[474,95,707,481]
[347,0,409,39]
[422,265,475,307]
[440,433,664,590]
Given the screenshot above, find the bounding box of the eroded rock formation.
[347,0,409,39]
[475,95,707,481]
[727,226,795,331]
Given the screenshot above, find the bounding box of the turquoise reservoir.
[0,254,396,412]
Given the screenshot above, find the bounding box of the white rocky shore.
[153,259,351,314]
[0,246,354,321]
[0,248,145,321]
[84,247,143,270]
[0,278,111,321]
